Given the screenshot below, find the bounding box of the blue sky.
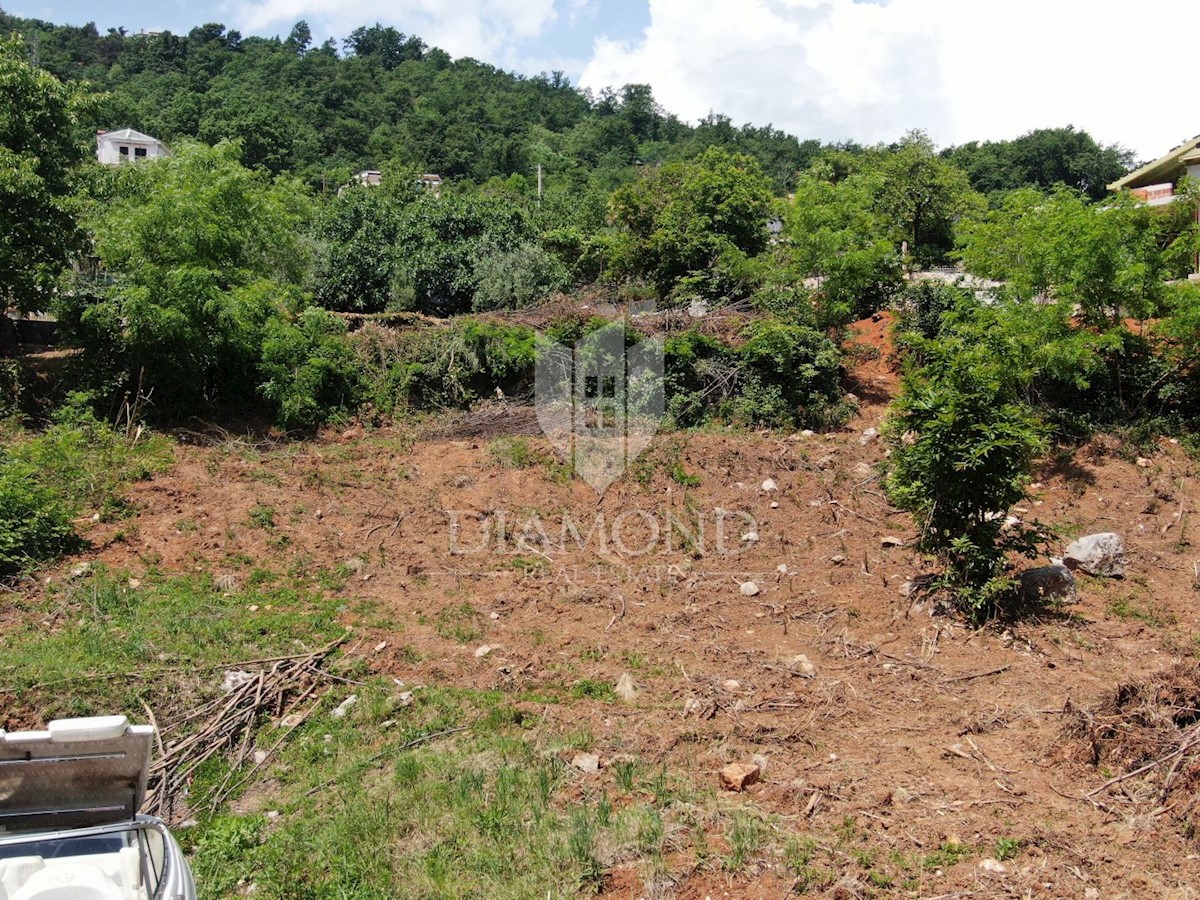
[7,0,1199,159]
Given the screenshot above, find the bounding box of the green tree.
[59,141,313,407]
[773,164,902,325]
[607,146,775,301]
[958,186,1165,325]
[312,185,402,313]
[0,35,94,312]
[874,130,983,267]
[885,323,1048,617]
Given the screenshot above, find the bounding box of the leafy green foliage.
[607,146,775,301]
[60,141,313,409]
[394,196,534,315]
[312,186,403,313]
[259,307,363,429]
[885,323,1048,617]
[945,126,1134,200]
[0,456,77,575]
[735,319,845,428]
[958,186,1166,325]
[0,35,95,311]
[471,241,568,311]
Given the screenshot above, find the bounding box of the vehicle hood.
[0,716,154,833]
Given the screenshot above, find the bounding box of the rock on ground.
[1063,532,1126,577]
[720,761,761,791]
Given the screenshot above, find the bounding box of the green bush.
[735,319,845,428]
[471,241,568,312]
[0,456,77,575]
[259,307,364,429]
[884,330,1048,618]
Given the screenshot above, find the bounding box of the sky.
[8,0,1199,161]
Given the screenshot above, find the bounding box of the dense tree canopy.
[0,34,93,312]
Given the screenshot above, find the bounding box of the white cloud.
[580,0,1200,159]
[232,0,557,62]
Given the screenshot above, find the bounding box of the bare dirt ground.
[35,317,1200,898]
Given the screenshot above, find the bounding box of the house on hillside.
[353,170,383,187]
[95,128,170,165]
[1109,133,1200,275]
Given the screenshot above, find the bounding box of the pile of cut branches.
[1065,661,1200,832]
[145,635,349,822]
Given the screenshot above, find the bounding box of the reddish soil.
[29,319,1200,898]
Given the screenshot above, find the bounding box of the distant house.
[1109,134,1200,203]
[1109,133,1200,275]
[95,129,170,165]
[419,174,442,196]
[353,170,383,187]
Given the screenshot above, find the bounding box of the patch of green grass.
[0,566,342,719]
[921,841,973,870]
[248,503,277,529]
[434,602,485,644]
[1106,593,1176,627]
[994,836,1021,861]
[670,463,701,487]
[487,437,572,483]
[570,679,616,702]
[724,811,765,872]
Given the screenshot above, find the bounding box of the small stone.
[860,427,878,445]
[741,531,759,543]
[128,578,142,589]
[247,604,259,612]
[800,430,816,437]
[978,859,1008,874]
[770,501,779,509]
[891,787,916,804]
[279,713,305,729]
[253,750,269,765]
[265,810,280,822]
[762,478,778,492]
[69,562,91,580]
[1136,457,1152,468]
[489,611,501,620]
[751,753,769,773]
[373,641,388,653]
[178,819,199,829]
[1084,889,1100,900]
[1063,532,1126,578]
[777,564,790,574]
[396,691,414,707]
[615,673,636,702]
[785,654,816,677]
[474,645,493,659]
[815,455,836,470]
[221,670,255,693]
[880,536,904,548]
[831,554,846,565]
[345,557,365,573]
[722,679,741,691]
[720,762,761,792]
[571,752,601,774]
[331,694,358,719]
[740,581,761,596]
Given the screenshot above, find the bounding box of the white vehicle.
[0,716,196,900]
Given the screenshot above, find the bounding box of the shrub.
[258,307,364,429]
[0,456,77,575]
[471,241,568,312]
[734,319,845,428]
[884,332,1048,618]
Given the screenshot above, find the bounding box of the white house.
[95,129,170,166]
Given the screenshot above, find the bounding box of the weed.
[434,602,484,644]
[994,837,1021,861]
[570,679,617,702]
[724,812,764,872]
[248,503,277,529]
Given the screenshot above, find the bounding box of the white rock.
[474,645,493,658]
[979,859,1008,874]
[396,691,414,707]
[770,501,779,509]
[762,478,778,492]
[860,427,879,445]
[253,750,269,765]
[69,562,91,580]
[331,695,358,719]
[1136,457,1152,468]
[723,679,741,691]
[740,581,761,596]
[489,611,501,620]
[800,430,816,437]
[786,654,816,677]
[741,531,759,543]
[266,810,280,822]
[777,564,790,574]
[373,641,388,653]
[1063,532,1126,578]
[571,752,601,774]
